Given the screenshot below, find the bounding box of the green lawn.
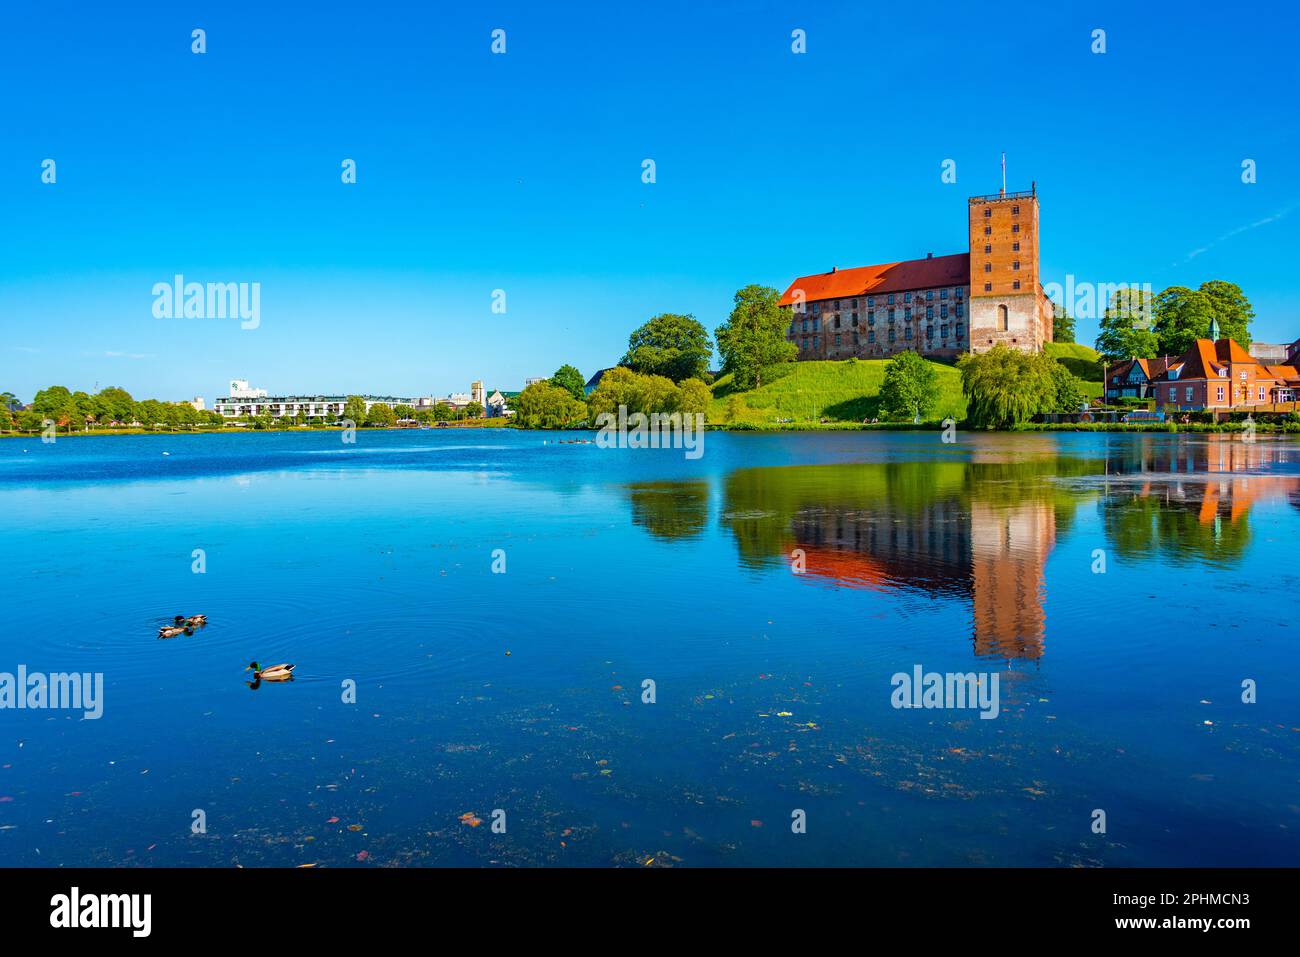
[1045,341,1103,381]
[708,358,967,426]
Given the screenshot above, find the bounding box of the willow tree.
[958,346,1058,429]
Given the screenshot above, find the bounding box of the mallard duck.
[246,661,294,681]
[158,625,190,639]
[174,614,207,628]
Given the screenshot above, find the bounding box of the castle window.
[905,326,913,339]
[984,262,992,273]
[868,330,875,344]
[983,208,992,218]
[888,307,896,320]
[956,304,964,317]
[1012,223,1020,234]
[887,294,896,305]
[1012,261,1020,271]
[904,291,912,303]
[834,316,841,328]
[904,307,912,319]
[941,323,949,337]
[851,313,858,326]
[926,290,934,301]
[1011,205,1020,215]
[984,226,992,236]
[940,288,948,300]
[956,323,964,337]
[998,304,1009,331]
[888,328,895,342]
[834,334,841,348]
[984,244,991,254]
[984,282,992,292]
[956,287,964,299]
[853,331,860,345]
[1013,280,1021,290]
[926,306,934,319]
[867,297,874,307]
[940,304,948,318]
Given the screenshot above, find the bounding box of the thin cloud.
[1179,203,1297,264]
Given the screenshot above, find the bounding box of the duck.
[174,614,208,628]
[158,625,191,639]
[246,661,295,681]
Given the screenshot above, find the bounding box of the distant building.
[189,396,206,411]
[471,380,485,407]
[1104,357,1177,402]
[1249,342,1289,364]
[779,183,1053,360]
[228,379,268,400]
[212,380,415,419]
[524,377,547,387]
[486,390,509,416]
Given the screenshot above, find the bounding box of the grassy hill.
[707,358,967,426]
[1045,341,1103,381]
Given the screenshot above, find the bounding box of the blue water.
[1,428,1298,867]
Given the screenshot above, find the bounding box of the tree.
[465,401,484,419]
[431,402,452,422]
[550,364,586,401]
[343,395,368,425]
[587,366,681,419]
[393,404,416,420]
[958,346,1058,429]
[1152,286,1218,358]
[1047,361,1085,413]
[878,350,939,422]
[1052,302,1075,344]
[714,284,797,390]
[622,313,711,382]
[365,403,396,428]
[1198,280,1253,346]
[676,378,712,416]
[1095,288,1158,362]
[511,381,587,429]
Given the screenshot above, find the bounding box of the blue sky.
[2,0,1298,402]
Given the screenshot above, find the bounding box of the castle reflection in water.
[628,435,1300,662]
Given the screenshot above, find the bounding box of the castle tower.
[966,182,1052,353]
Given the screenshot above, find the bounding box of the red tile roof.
[779,253,970,306]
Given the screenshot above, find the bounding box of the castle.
[779,184,1053,360]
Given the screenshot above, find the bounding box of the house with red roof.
[779,184,1054,361]
[1151,323,1300,411]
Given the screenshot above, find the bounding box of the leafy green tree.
[1048,361,1085,412]
[1052,302,1075,343]
[343,395,368,425]
[31,386,72,418]
[958,346,1058,429]
[878,350,939,421]
[431,402,452,421]
[1095,288,1158,361]
[511,381,587,429]
[465,401,484,419]
[622,313,711,382]
[1152,286,1218,358]
[365,403,396,427]
[588,366,681,419]
[550,364,586,401]
[1198,280,1253,346]
[676,378,712,415]
[714,284,796,390]
[393,404,416,420]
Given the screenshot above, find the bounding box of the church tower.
[966,180,1052,353]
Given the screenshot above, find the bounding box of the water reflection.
[624,435,1299,662]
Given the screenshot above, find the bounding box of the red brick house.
[1152,336,1300,411]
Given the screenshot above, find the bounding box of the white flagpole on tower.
[1001,152,1006,196]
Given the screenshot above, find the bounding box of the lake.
[1,428,1297,867]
